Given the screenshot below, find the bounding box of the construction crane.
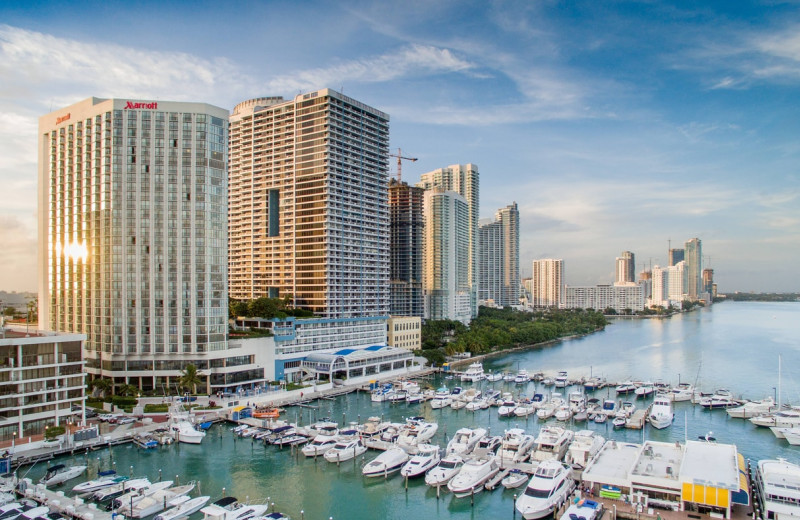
[389,148,418,182]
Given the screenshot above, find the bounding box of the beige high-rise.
[532,258,563,308]
[228,89,390,318]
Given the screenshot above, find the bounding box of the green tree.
[116,383,139,397]
[179,363,202,394]
[90,378,113,398]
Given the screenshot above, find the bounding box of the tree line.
[418,307,607,365]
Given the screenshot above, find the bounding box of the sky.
[1,0,799,293]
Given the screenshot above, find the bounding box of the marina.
[2,302,799,520]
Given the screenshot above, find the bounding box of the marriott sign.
[124,101,158,110]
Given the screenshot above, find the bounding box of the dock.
[626,406,650,429]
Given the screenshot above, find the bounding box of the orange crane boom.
[389,148,418,182]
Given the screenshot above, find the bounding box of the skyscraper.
[615,251,636,285]
[684,238,702,300]
[669,248,685,267]
[388,179,424,317]
[478,202,519,307]
[423,188,472,324]
[228,90,390,318]
[39,97,232,391]
[532,259,563,308]
[703,268,714,296]
[417,164,479,319]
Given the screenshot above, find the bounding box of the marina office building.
[228,90,398,382]
[38,98,266,394]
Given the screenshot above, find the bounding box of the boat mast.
[778,354,782,409]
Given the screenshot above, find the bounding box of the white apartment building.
[0,329,86,443]
[228,90,390,319]
[423,189,473,324]
[532,258,563,308]
[417,164,479,319]
[38,97,263,394]
[563,284,645,313]
[650,264,684,308]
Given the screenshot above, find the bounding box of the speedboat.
[397,418,438,448]
[514,402,535,417]
[634,382,655,398]
[502,469,529,489]
[486,372,504,382]
[615,382,636,395]
[530,393,547,409]
[699,389,739,409]
[200,497,269,520]
[110,480,174,511]
[498,396,518,417]
[92,478,151,501]
[531,426,574,462]
[497,428,535,464]
[362,448,409,478]
[465,397,490,411]
[400,444,441,478]
[405,392,424,404]
[39,464,87,486]
[450,398,467,410]
[472,435,502,458]
[301,435,338,457]
[447,456,500,497]
[425,454,464,487]
[648,394,674,429]
[72,470,127,493]
[616,401,636,418]
[515,459,575,520]
[323,438,367,462]
[120,482,196,518]
[583,377,606,392]
[154,496,211,520]
[568,392,586,411]
[536,393,564,420]
[554,405,573,422]
[359,417,392,438]
[558,498,604,520]
[612,416,627,428]
[446,427,487,456]
[430,388,452,409]
[304,419,339,438]
[170,420,206,444]
[461,362,485,382]
[668,382,695,402]
[752,459,800,520]
[515,370,531,384]
[565,430,604,470]
[727,396,776,419]
[371,383,394,402]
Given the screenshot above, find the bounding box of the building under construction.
[388,178,424,317]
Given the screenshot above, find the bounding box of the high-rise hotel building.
[684,238,703,300]
[228,90,390,318]
[38,97,248,392]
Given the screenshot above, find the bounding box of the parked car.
[116,417,136,425]
[85,409,98,419]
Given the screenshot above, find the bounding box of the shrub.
[45,426,66,439]
[143,404,169,413]
[111,396,138,407]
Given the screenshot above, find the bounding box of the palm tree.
[116,383,139,397]
[90,378,113,398]
[179,363,202,394]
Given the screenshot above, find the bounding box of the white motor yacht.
[400,444,441,478]
[72,471,127,493]
[568,392,586,412]
[514,402,535,417]
[501,469,529,489]
[170,419,206,444]
[446,427,487,456]
[615,381,636,395]
[503,372,517,382]
[753,459,800,520]
[751,409,800,428]
[359,417,392,438]
[497,428,536,464]
[301,435,339,457]
[536,393,564,420]
[558,498,604,520]
[450,398,467,410]
[111,480,174,511]
[370,384,394,402]
[634,382,655,398]
[554,405,573,422]
[648,394,674,429]
[39,464,87,486]
[554,371,569,388]
[154,496,211,520]
[397,417,438,449]
[430,388,452,409]
[699,389,740,409]
[447,456,500,497]
[200,497,269,520]
[362,448,409,478]
[120,482,196,518]
[498,397,518,417]
[486,372,504,382]
[531,426,574,462]
[461,362,485,382]
[323,438,367,462]
[425,454,464,487]
[515,459,575,520]
[91,478,151,501]
[515,370,531,384]
[669,382,695,402]
[726,396,776,419]
[565,430,604,470]
[465,397,490,411]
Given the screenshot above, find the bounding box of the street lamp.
[11,432,16,454]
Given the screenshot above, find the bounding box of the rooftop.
[680,440,739,490]
[583,440,642,485]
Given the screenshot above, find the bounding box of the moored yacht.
[498,396,519,417]
[154,496,211,520]
[397,417,438,449]
[668,382,694,402]
[752,459,800,520]
[425,454,465,487]
[461,362,485,382]
[200,497,269,520]
[72,471,127,493]
[447,456,500,497]
[400,444,441,478]
[323,438,367,462]
[301,435,338,457]
[515,370,531,384]
[615,381,637,395]
[558,498,604,520]
[446,427,487,456]
[726,396,776,419]
[497,428,536,464]
[430,387,452,409]
[698,389,740,409]
[362,448,409,478]
[554,371,569,388]
[648,394,674,429]
[515,459,575,519]
[751,409,800,428]
[565,430,605,470]
[531,426,574,462]
[39,464,87,486]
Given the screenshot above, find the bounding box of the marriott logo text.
[124,101,158,110]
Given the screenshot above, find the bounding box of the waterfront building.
[422,189,472,324]
[649,264,685,308]
[478,203,520,308]
[669,248,685,266]
[563,284,645,313]
[684,238,703,300]
[703,268,714,296]
[0,329,86,443]
[638,270,652,300]
[387,316,421,351]
[38,97,250,394]
[388,179,424,317]
[228,89,390,318]
[417,164,479,319]
[667,261,687,302]
[649,266,669,308]
[532,258,563,308]
[615,251,636,285]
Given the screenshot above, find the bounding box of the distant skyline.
[1,1,799,293]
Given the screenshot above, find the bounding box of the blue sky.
[1,0,798,292]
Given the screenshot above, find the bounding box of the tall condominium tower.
[228,89,390,318]
[669,248,685,266]
[417,164,479,319]
[423,189,472,324]
[703,268,714,296]
[478,202,520,307]
[684,238,702,300]
[532,259,563,308]
[615,251,636,284]
[39,97,233,391]
[388,179,424,317]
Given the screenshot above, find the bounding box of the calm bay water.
[27,302,800,520]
